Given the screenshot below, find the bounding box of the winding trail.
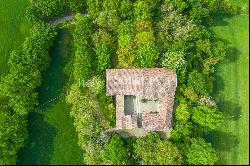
[50,13,87,28]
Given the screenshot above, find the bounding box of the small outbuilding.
[106,68,177,134]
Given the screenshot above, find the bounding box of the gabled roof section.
[106,68,177,99]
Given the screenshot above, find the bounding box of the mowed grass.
[17,27,83,165]
[205,13,249,164]
[0,0,30,76]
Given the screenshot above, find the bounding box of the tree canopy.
[134,132,182,165]
[100,134,129,165]
[184,138,219,165]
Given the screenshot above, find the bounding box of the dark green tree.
[100,134,129,165]
[134,132,182,165]
[188,70,207,96]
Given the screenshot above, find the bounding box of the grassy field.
[231,0,249,6]
[17,27,83,165]
[0,0,30,76]
[205,13,249,164]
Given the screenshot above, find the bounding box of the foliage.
[161,51,186,71]
[184,138,219,165]
[93,28,115,45]
[191,105,224,129]
[86,76,105,95]
[0,103,28,165]
[95,44,112,73]
[83,141,102,164]
[156,3,195,51]
[0,22,56,114]
[117,46,134,68]
[97,94,116,127]
[175,103,190,122]
[171,102,193,140]
[0,21,56,164]
[183,87,198,102]
[117,20,135,67]
[119,0,133,20]
[197,96,217,107]
[215,0,244,14]
[93,29,114,73]
[117,20,134,47]
[134,1,151,21]
[134,132,182,165]
[166,0,218,23]
[171,121,193,140]
[133,1,159,67]
[187,70,208,96]
[134,25,159,67]
[26,0,85,22]
[87,0,104,19]
[73,15,95,85]
[100,134,129,165]
[67,0,86,12]
[95,10,121,32]
[66,83,109,164]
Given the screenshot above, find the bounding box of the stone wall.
[116,95,124,129]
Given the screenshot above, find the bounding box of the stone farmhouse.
[106,68,177,133]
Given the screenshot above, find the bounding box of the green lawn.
[17,27,83,165]
[0,0,30,76]
[205,13,249,165]
[231,0,249,6]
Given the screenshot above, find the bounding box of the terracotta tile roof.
[106,68,177,99]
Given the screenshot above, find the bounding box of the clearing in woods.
[17,27,83,165]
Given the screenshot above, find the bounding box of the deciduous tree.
[100,134,129,165]
[184,138,218,165]
[134,132,182,165]
[191,105,224,129]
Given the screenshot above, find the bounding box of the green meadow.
[205,12,249,165]
[0,0,30,76]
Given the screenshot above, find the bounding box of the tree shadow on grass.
[205,130,239,152]
[212,72,225,96]
[210,12,234,27]
[211,47,241,97]
[217,100,242,121]
[17,111,56,165]
[224,47,241,63]
[37,28,72,107]
[208,13,241,65]
[204,130,239,164]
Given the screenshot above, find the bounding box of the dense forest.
[0,0,247,165]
